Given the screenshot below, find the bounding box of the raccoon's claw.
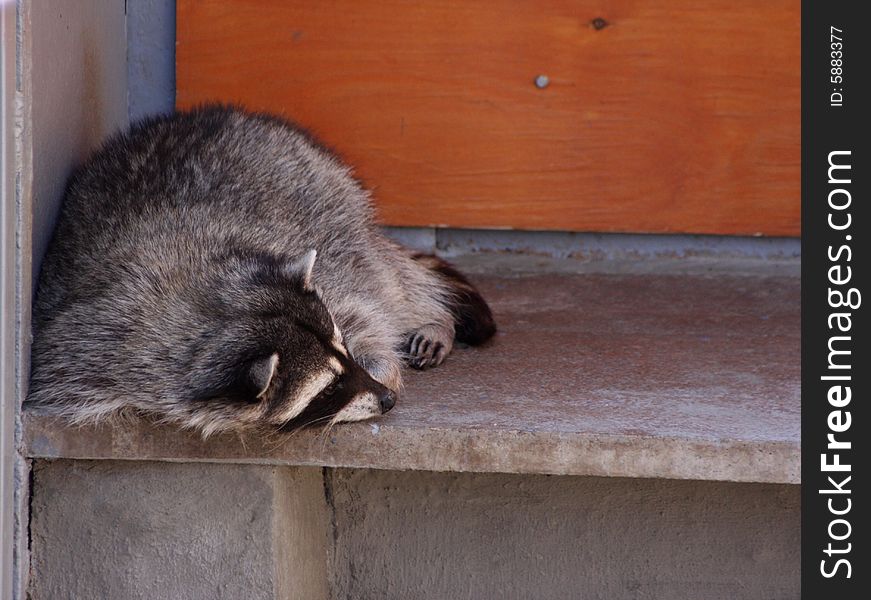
[405,324,453,370]
[408,336,443,369]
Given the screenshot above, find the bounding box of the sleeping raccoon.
[28,106,495,436]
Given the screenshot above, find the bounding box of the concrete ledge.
[23,261,800,484]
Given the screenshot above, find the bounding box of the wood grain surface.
[177,0,799,235]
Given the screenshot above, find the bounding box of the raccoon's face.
[185,250,395,434]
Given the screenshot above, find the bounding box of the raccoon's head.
[177,249,396,435]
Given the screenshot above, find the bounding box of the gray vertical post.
[1,4,21,597]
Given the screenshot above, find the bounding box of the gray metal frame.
[2,3,22,598]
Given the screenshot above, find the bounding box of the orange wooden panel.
[177,0,800,236]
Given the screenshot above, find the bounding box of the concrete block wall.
[327,470,799,599]
[29,461,799,599]
[30,461,329,600]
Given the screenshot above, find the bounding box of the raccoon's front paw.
[404,323,454,370]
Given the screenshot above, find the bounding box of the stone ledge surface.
[23,259,800,484]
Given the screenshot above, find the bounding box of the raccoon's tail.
[413,254,497,345]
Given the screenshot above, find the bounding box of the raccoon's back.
[36,105,377,318]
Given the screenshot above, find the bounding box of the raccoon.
[28,106,495,436]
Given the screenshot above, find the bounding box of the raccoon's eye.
[322,380,344,397]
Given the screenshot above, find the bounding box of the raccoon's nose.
[379,390,396,414]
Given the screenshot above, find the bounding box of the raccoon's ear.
[248,352,279,400]
[286,249,317,291]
